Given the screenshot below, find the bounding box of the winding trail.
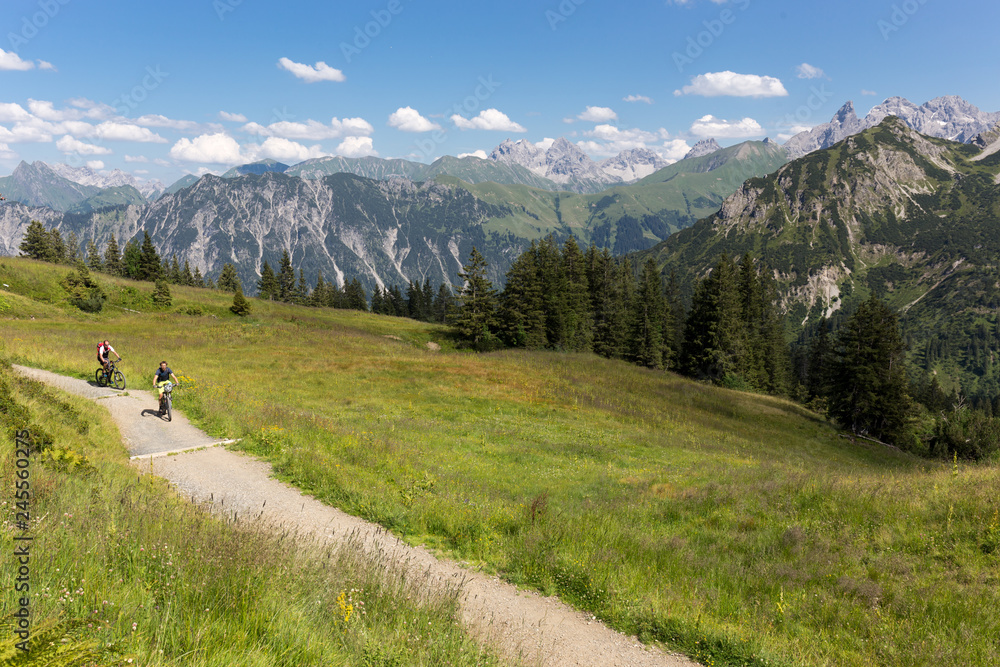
[16,365,698,667]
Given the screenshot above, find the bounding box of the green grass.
[0,358,502,666]
[4,257,1000,666]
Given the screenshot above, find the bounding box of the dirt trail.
[16,365,698,667]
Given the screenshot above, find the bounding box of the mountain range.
[646,116,1000,398]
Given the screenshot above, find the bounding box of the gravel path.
[16,365,698,667]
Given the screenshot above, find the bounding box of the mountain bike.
[96,359,126,390]
[158,381,174,422]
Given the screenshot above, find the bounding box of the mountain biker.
[97,340,121,372]
[153,361,179,414]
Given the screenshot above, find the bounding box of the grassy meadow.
[3,257,1000,666]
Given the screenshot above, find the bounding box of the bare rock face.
[783,96,1000,159]
[684,139,722,160]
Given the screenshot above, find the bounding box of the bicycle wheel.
[112,370,126,390]
[165,395,172,422]
[96,369,107,387]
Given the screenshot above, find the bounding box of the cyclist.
[153,361,179,415]
[97,340,121,373]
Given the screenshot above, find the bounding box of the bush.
[60,264,106,313]
[230,285,252,317]
[152,279,172,307]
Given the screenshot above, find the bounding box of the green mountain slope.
[645,117,1000,397]
[0,161,101,211]
[67,185,148,214]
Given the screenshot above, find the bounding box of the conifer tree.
[122,239,142,279]
[85,239,103,272]
[217,263,241,293]
[230,283,252,317]
[257,261,278,300]
[65,231,80,265]
[138,231,162,281]
[628,258,668,369]
[295,268,309,303]
[311,271,327,307]
[681,253,745,383]
[48,228,66,263]
[104,234,122,276]
[19,220,52,260]
[152,278,172,307]
[169,255,182,284]
[277,249,295,302]
[828,294,913,445]
[193,266,205,288]
[806,317,832,399]
[181,260,194,286]
[432,283,454,324]
[560,237,593,352]
[344,278,368,311]
[370,285,386,314]
[499,241,546,348]
[453,246,498,349]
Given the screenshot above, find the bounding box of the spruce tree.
[681,254,745,383]
[193,266,205,288]
[19,220,52,260]
[432,283,454,324]
[828,294,913,446]
[560,237,593,352]
[344,278,368,311]
[104,234,123,276]
[122,239,142,279]
[65,231,80,265]
[86,239,103,272]
[257,262,278,300]
[169,255,182,284]
[295,268,309,303]
[453,247,498,349]
[230,283,252,317]
[217,263,241,293]
[48,228,66,263]
[181,260,194,286]
[277,250,295,302]
[152,279,172,307]
[370,285,386,314]
[628,258,668,369]
[138,231,162,281]
[498,241,546,348]
[311,271,327,307]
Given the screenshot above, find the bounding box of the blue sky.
[2,0,997,186]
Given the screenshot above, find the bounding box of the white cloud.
[387,107,442,133]
[0,49,34,71]
[55,136,112,155]
[242,117,373,141]
[169,133,243,164]
[124,155,149,163]
[660,139,692,162]
[577,106,618,123]
[38,61,55,71]
[219,111,248,123]
[277,57,345,83]
[0,121,54,143]
[93,121,167,143]
[689,115,765,138]
[535,137,556,151]
[153,158,171,167]
[134,169,149,175]
[134,114,203,133]
[584,124,669,144]
[861,89,878,96]
[28,99,73,121]
[0,143,17,160]
[623,94,653,104]
[66,98,115,120]
[86,160,105,170]
[246,137,330,163]
[0,103,31,123]
[674,71,788,98]
[458,150,488,159]
[795,63,826,79]
[335,136,377,158]
[450,109,526,132]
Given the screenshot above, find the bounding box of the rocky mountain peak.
[684,139,722,160]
